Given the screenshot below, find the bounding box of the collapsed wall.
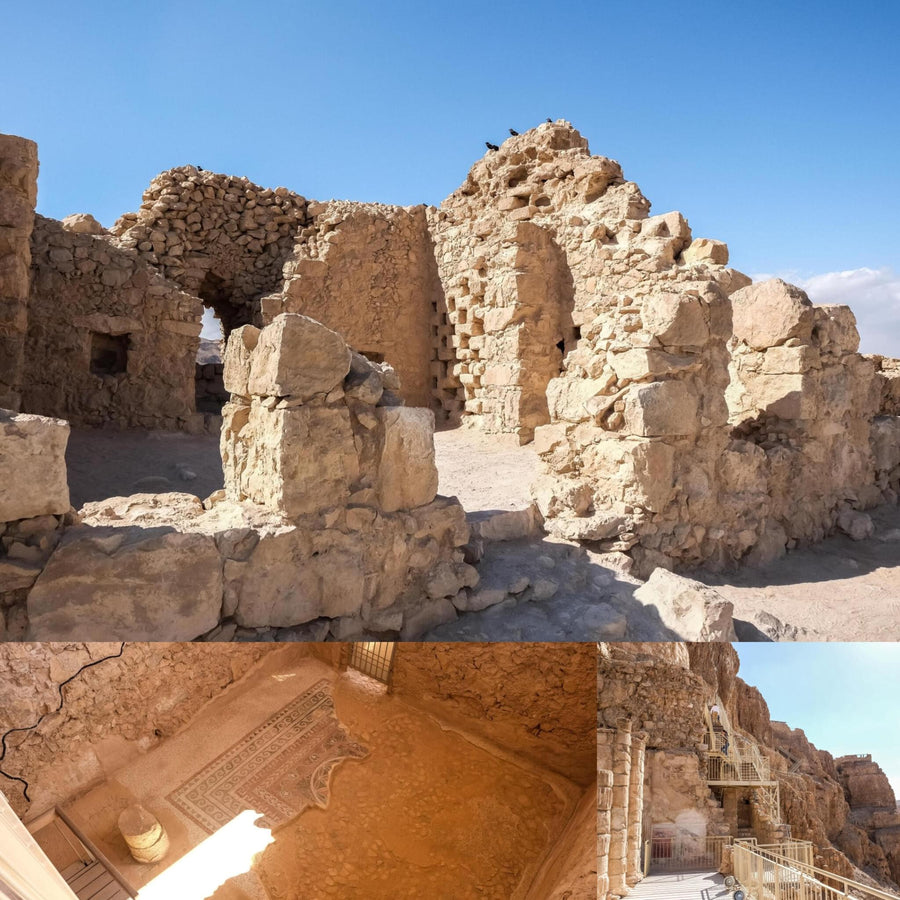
[0,134,38,410]
[431,124,900,574]
[0,642,299,818]
[2,313,476,641]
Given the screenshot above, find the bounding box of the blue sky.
[2,1,899,352]
[737,644,900,801]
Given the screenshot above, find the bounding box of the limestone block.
[0,411,70,522]
[622,380,699,437]
[814,304,860,354]
[741,372,812,419]
[225,530,364,627]
[61,213,106,235]
[400,597,457,639]
[641,292,709,347]
[610,348,699,383]
[546,376,615,423]
[731,279,814,350]
[248,313,351,400]
[26,526,222,640]
[634,569,737,641]
[871,417,900,475]
[837,509,874,541]
[375,407,438,512]
[224,402,359,516]
[223,324,260,397]
[640,211,692,255]
[682,238,729,266]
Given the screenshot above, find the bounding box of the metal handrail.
[733,840,900,900]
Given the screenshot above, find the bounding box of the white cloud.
[200,307,223,340]
[751,267,900,358]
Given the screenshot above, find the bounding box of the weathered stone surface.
[0,410,70,522]
[25,525,222,640]
[247,313,351,400]
[634,569,737,641]
[731,279,815,351]
[60,213,105,234]
[225,529,363,627]
[375,407,438,512]
[622,380,699,437]
[223,402,359,516]
[682,238,729,266]
[222,324,260,397]
[837,509,875,541]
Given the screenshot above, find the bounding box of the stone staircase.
[59,860,130,900]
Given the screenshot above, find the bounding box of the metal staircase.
[704,698,782,828]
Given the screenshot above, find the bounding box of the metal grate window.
[349,642,395,684]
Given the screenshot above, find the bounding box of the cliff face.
[601,643,900,892]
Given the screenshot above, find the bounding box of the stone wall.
[3,313,476,642]
[22,215,201,428]
[273,201,438,408]
[0,134,38,410]
[429,123,900,574]
[0,642,302,817]
[111,167,307,332]
[0,411,71,639]
[390,642,596,786]
[523,782,597,900]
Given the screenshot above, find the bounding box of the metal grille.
[648,827,732,873]
[349,642,395,684]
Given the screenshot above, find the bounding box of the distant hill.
[197,338,223,365]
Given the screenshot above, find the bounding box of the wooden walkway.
[628,870,731,899]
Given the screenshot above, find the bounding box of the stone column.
[608,717,633,896]
[0,134,38,411]
[626,730,647,886]
[118,804,169,863]
[597,767,613,900]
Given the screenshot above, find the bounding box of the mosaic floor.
[168,679,367,833]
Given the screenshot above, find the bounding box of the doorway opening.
[349,643,396,685]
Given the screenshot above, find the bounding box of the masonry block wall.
[0,134,38,410]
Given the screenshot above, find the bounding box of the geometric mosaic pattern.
[168,679,368,833]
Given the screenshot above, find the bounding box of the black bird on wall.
[546,117,552,123]
[509,128,519,136]
[485,142,499,151]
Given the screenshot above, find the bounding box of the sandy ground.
[63,423,900,641]
[59,650,577,900]
[433,422,537,513]
[697,503,900,641]
[66,427,223,509]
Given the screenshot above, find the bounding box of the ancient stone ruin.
[2,121,899,638]
[598,642,900,898]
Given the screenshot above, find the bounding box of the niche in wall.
[89,332,129,376]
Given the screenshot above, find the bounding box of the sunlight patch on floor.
[136,810,273,900]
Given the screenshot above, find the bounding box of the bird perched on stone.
[546,117,552,123]
[485,142,499,151]
[509,128,519,136]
